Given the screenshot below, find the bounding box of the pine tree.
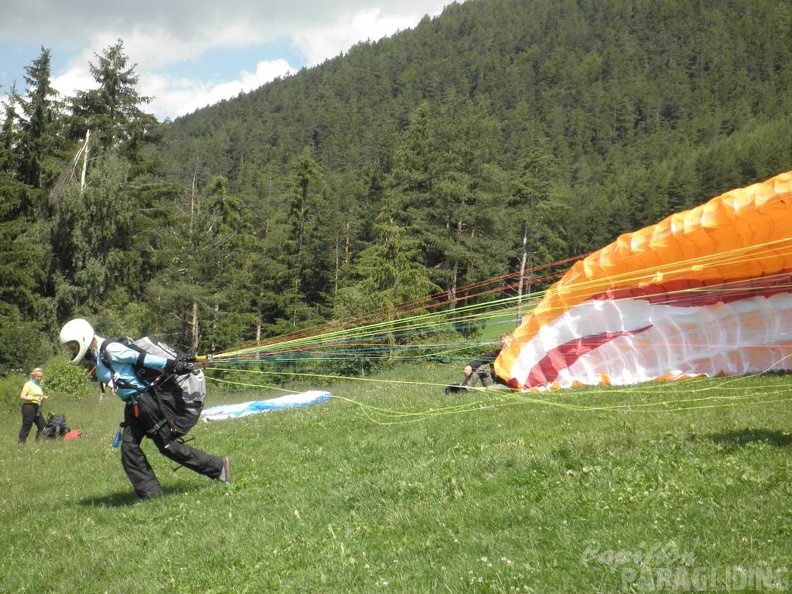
[68,39,161,165]
[17,47,62,193]
[336,190,439,317]
[0,90,20,176]
[50,40,167,325]
[391,98,510,305]
[279,147,325,327]
[50,155,138,316]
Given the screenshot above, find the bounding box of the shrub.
[41,355,94,401]
[0,373,25,413]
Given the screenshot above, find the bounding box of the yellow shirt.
[21,380,44,405]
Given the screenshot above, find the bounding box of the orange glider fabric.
[496,170,792,390]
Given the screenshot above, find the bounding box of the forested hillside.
[2,0,792,374]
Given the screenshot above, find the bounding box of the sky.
[0,0,460,122]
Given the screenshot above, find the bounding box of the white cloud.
[145,59,295,120]
[2,1,459,120]
[294,8,424,64]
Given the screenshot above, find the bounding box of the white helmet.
[59,318,95,365]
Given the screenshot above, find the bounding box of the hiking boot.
[218,457,232,483]
[136,491,164,503]
[445,382,469,395]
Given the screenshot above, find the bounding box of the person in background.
[59,318,231,500]
[461,333,513,388]
[18,367,48,444]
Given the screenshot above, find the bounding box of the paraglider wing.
[495,171,792,391]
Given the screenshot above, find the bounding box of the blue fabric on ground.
[200,390,331,422]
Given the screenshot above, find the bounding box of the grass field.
[3,365,792,593]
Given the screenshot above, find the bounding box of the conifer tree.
[335,190,439,319]
[0,91,19,176]
[68,39,161,165]
[279,147,325,327]
[391,98,509,305]
[17,48,62,193]
[509,141,569,306]
[51,41,163,322]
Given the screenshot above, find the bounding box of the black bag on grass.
[41,413,70,439]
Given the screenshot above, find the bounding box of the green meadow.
[2,366,791,593]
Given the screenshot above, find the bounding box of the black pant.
[19,403,45,444]
[120,391,223,499]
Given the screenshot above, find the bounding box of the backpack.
[41,413,70,439]
[100,336,206,436]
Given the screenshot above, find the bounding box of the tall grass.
[2,366,791,593]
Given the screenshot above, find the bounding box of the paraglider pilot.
[59,319,231,500]
[446,333,512,394]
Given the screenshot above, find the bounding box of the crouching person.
[59,318,231,500]
[461,333,513,388]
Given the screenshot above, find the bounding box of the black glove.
[170,360,195,375]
